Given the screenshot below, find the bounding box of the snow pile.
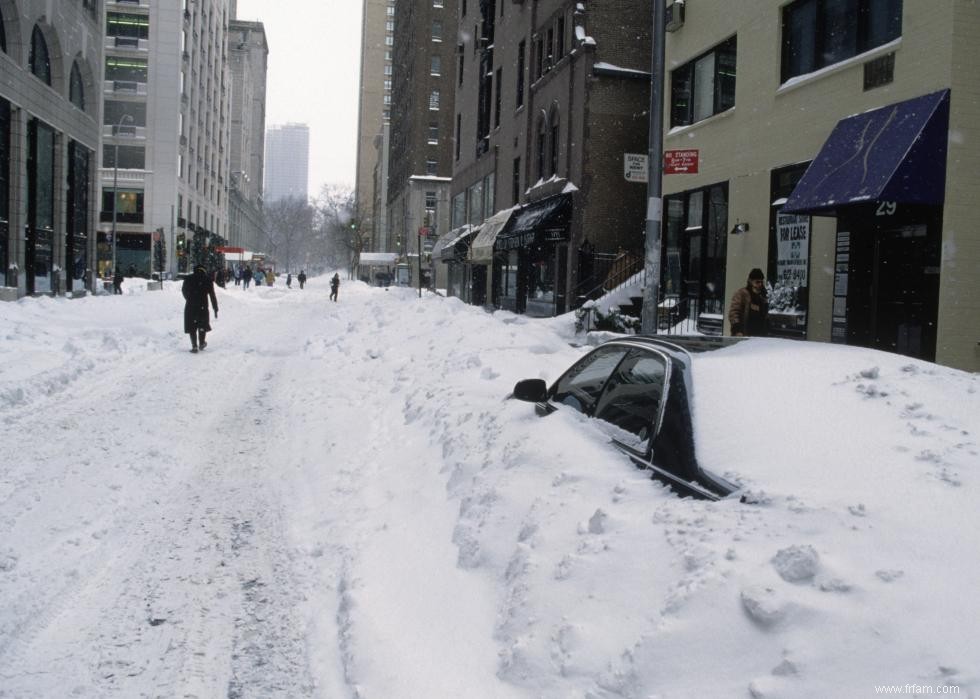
[0,278,977,697]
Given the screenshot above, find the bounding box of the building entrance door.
[842,206,941,361]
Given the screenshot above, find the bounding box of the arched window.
[536,114,547,181]
[30,26,51,85]
[70,61,85,110]
[548,107,560,177]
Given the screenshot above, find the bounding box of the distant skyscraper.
[227,17,268,253]
[356,0,395,252]
[264,123,309,203]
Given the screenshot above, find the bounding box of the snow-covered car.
[513,335,744,500]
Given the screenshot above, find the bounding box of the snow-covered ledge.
[0,287,18,302]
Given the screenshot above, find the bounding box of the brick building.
[443,0,652,315]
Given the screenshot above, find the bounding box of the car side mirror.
[512,378,548,402]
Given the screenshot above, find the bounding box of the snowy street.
[1,277,979,698]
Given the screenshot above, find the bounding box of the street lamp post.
[110,113,134,286]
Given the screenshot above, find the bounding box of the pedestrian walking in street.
[254,269,263,286]
[265,269,275,286]
[329,273,340,302]
[728,268,769,337]
[286,273,292,288]
[242,266,251,289]
[182,264,218,353]
[113,268,124,295]
[297,270,307,289]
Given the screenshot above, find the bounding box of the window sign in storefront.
[768,163,811,338]
[769,211,810,334]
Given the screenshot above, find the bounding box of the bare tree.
[311,185,363,276]
[262,196,313,272]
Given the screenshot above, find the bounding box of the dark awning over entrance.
[496,193,572,251]
[783,89,950,215]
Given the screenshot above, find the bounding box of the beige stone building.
[661,0,980,371]
[0,0,103,297]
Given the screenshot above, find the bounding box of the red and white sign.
[418,227,431,237]
[664,149,699,174]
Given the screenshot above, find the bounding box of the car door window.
[550,346,630,414]
[592,350,668,452]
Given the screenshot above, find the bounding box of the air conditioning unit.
[665,1,685,32]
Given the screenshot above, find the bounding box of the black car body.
[513,336,743,500]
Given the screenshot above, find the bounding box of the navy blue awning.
[783,89,950,215]
[496,193,573,251]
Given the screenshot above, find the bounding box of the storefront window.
[452,192,465,229]
[467,181,483,226]
[27,119,55,293]
[663,182,729,329]
[67,142,91,289]
[768,163,811,338]
[0,99,9,287]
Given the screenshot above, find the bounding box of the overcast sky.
[233,1,363,195]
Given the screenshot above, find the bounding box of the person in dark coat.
[297,271,307,289]
[286,272,292,288]
[182,264,218,353]
[329,273,340,302]
[242,266,251,289]
[728,267,769,337]
[113,268,124,295]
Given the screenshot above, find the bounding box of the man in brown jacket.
[728,268,768,336]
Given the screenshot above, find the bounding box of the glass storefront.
[27,119,55,294]
[0,99,9,287]
[67,141,91,291]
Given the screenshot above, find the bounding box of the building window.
[536,116,546,181]
[494,67,502,128]
[385,64,393,76]
[430,55,441,76]
[30,26,51,85]
[432,20,443,41]
[516,41,526,108]
[386,20,394,32]
[455,113,461,160]
[428,123,439,144]
[548,108,560,176]
[426,158,438,176]
[106,56,149,84]
[782,0,902,82]
[433,0,444,7]
[452,192,465,229]
[101,189,145,224]
[534,38,543,80]
[0,99,9,284]
[385,35,393,46]
[107,12,150,40]
[429,89,440,110]
[105,100,147,128]
[70,62,86,110]
[0,6,6,53]
[670,36,736,127]
[512,157,521,203]
[103,145,146,170]
[467,180,483,226]
[384,79,392,91]
[556,17,565,60]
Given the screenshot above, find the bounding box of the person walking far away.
[242,266,251,289]
[329,272,340,302]
[728,268,769,337]
[286,272,292,288]
[297,270,307,289]
[113,268,124,295]
[182,264,218,353]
